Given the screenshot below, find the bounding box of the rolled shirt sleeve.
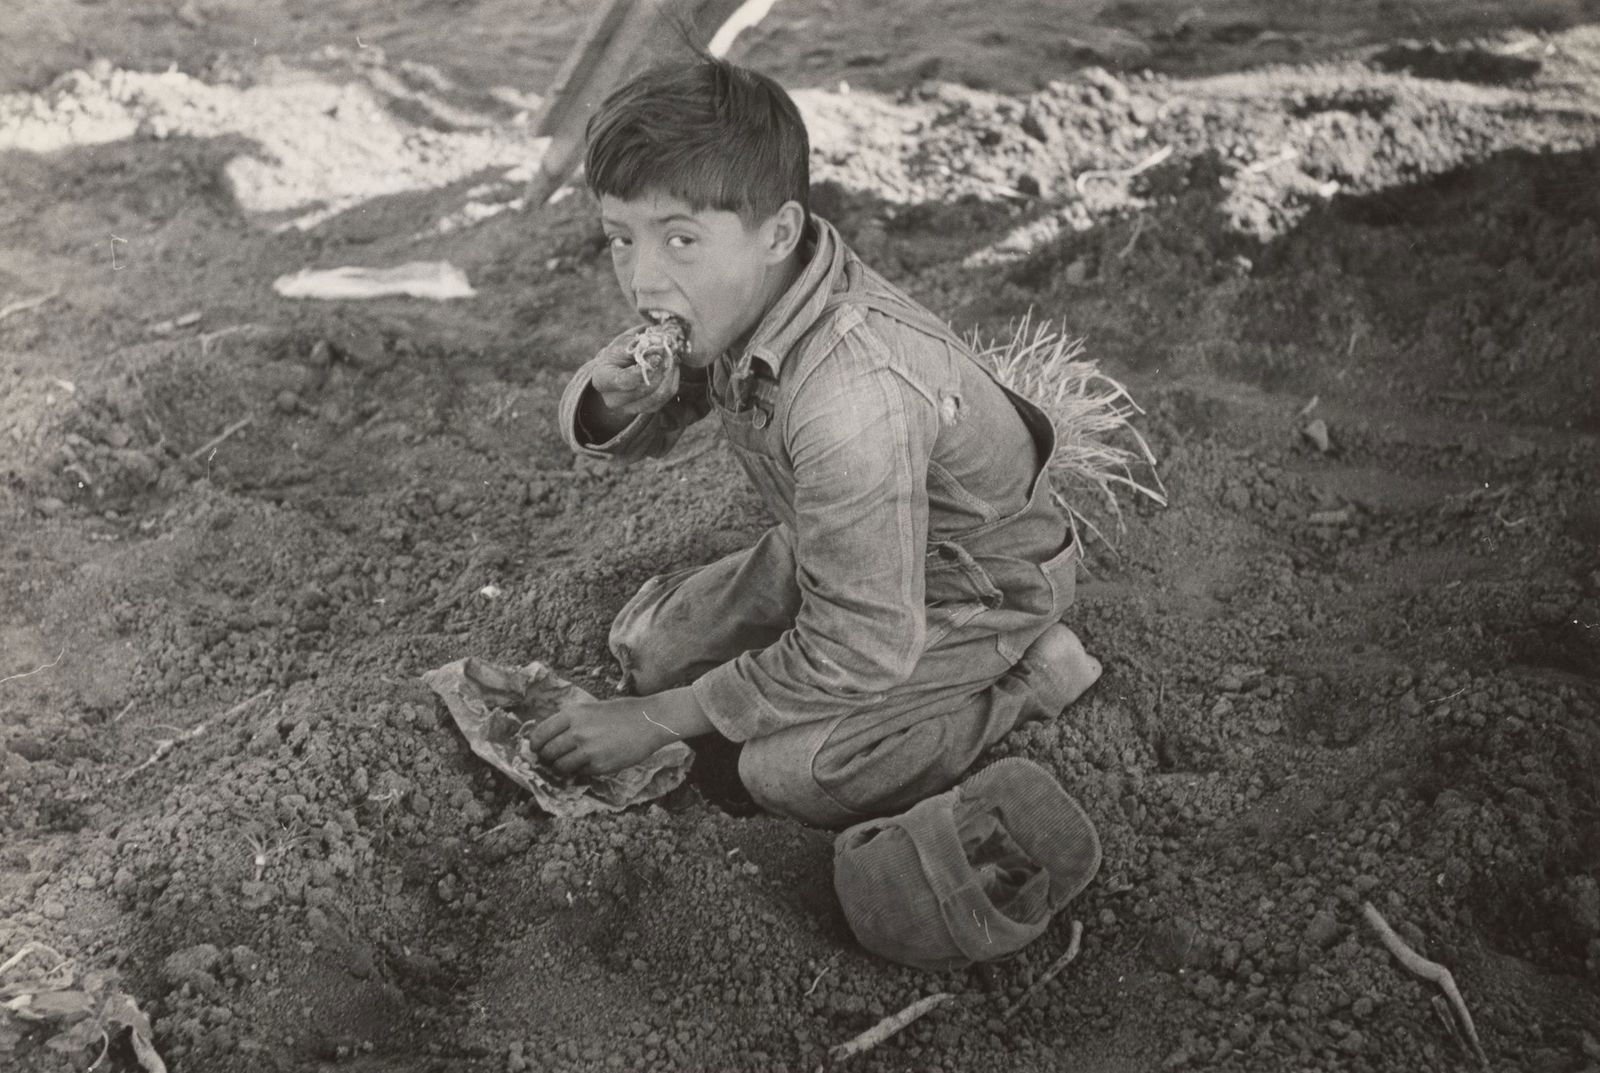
[691,336,937,741]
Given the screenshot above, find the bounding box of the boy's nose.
[629,246,670,303]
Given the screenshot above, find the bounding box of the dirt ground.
[3,1,1599,1071]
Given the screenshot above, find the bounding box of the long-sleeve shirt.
[559,216,1071,742]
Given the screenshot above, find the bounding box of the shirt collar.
[732,215,848,379]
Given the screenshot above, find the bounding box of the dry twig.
[187,414,255,462]
[1362,902,1489,1070]
[1241,147,1300,175]
[0,648,65,687]
[825,992,954,1065]
[1074,144,1173,194]
[123,690,272,780]
[1001,919,1084,1020]
[197,324,262,355]
[0,290,59,321]
[805,952,841,998]
[1116,217,1146,259]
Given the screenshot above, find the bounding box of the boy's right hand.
[589,327,682,416]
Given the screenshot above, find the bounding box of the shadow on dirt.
[8,0,1600,101]
[914,142,1600,432]
[0,132,254,226]
[1412,716,1600,970]
[1370,42,1544,84]
[739,2,1600,91]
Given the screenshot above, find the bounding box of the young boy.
[528,56,1102,828]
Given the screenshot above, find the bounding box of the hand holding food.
[628,313,688,386]
[591,312,691,416]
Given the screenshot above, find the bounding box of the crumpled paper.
[422,656,693,818]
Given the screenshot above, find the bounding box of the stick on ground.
[1117,217,1146,259]
[826,992,954,1065]
[123,690,272,780]
[197,323,261,355]
[0,290,59,321]
[1362,901,1489,1070]
[186,414,255,462]
[0,648,66,687]
[1002,919,1084,1020]
[1074,144,1173,193]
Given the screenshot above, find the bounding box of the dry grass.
[973,313,1167,555]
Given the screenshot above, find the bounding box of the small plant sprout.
[242,829,300,882]
[244,833,270,882]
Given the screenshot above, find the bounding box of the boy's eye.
[606,235,631,252]
[667,234,695,249]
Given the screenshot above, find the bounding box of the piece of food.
[627,312,689,387]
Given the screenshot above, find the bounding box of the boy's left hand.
[527,695,679,777]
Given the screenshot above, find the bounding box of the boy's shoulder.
[761,218,970,395]
[801,256,965,367]
[773,276,971,419]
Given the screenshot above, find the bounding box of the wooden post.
[530,0,638,141]
[524,0,766,212]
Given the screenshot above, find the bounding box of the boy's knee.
[737,729,861,830]
[739,698,1009,828]
[736,724,959,829]
[609,608,681,696]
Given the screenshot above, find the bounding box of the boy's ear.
[761,200,807,265]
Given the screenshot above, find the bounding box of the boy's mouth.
[640,309,692,354]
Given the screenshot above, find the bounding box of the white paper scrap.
[273,261,475,301]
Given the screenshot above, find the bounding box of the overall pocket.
[1040,537,1081,617]
[712,356,781,458]
[924,539,1003,649]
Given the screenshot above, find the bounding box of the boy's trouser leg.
[737,621,1063,828]
[608,524,802,696]
[611,524,1080,829]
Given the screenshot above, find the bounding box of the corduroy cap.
[832,757,1100,971]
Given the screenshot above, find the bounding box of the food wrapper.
[422,656,693,817]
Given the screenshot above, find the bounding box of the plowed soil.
[2,3,1598,1072]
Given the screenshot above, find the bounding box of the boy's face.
[599,191,799,368]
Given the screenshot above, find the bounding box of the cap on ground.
[832,757,1101,971]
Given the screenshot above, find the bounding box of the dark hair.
[584,57,809,226]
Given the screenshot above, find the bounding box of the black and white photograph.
[1,1,1597,1071]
